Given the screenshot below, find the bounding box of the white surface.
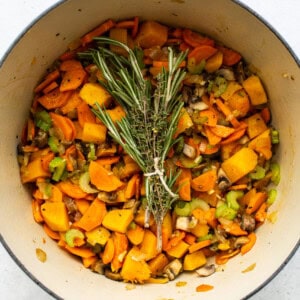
[0,0,299,299]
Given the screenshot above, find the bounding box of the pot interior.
[0,0,299,299]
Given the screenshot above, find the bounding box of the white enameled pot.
[0,1,299,299]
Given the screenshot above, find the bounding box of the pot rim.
[0,1,299,299]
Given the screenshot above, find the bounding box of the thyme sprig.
[80,38,187,251]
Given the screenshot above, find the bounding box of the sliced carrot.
[241,232,257,255]
[42,81,59,94]
[101,237,115,264]
[228,184,248,191]
[215,99,240,128]
[215,248,240,265]
[255,202,268,223]
[198,109,218,127]
[152,60,186,68]
[246,191,268,215]
[60,91,83,115]
[182,28,215,47]
[32,199,44,223]
[38,88,72,110]
[191,169,217,192]
[220,128,246,145]
[188,239,211,253]
[41,152,55,172]
[43,223,60,240]
[209,125,235,138]
[49,112,76,142]
[82,256,98,268]
[75,199,107,231]
[222,222,248,236]
[111,232,128,272]
[164,231,186,251]
[60,68,87,92]
[183,233,197,245]
[115,20,134,28]
[126,224,145,245]
[81,19,116,45]
[131,16,139,38]
[95,156,120,165]
[188,45,218,63]
[204,126,222,146]
[59,46,87,61]
[261,107,271,123]
[63,144,77,172]
[196,284,214,292]
[77,101,96,127]
[217,45,241,66]
[56,180,88,199]
[179,42,192,52]
[60,59,84,72]
[125,174,140,199]
[64,245,95,258]
[170,28,183,38]
[89,161,124,192]
[34,69,60,94]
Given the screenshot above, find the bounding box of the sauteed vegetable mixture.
[18,18,280,284]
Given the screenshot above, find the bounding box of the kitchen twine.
[144,157,178,199]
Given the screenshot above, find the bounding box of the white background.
[0,0,299,299]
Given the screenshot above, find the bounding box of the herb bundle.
[80,38,187,251]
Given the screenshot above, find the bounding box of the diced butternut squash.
[140,229,159,261]
[227,89,250,118]
[79,82,112,107]
[204,51,223,73]
[148,253,169,276]
[85,226,111,246]
[102,209,134,233]
[81,122,107,143]
[221,81,243,101]
[248,129,272,159]
[166,240,189,258]
[221,147,258,183]
[242,75,267,105]
[109,28,128,56]
[41,202,69,231]
[246,113,268,139]
[107,105,126,124]
[120,247,151,283]
[135,21,168,48]
[183,250,207,271]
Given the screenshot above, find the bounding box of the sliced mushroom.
[97,191,117,203]
[233,236,250,249]
[176,216,198,231]
[217,168,232,190]
[216,68,235,81]
[195,264,216,277]
[183,143,196,159]
[241,213,256,232]
[163,259,183,281]
[91,260,105,275]
[33,130,48,148]
[104,269,123,281]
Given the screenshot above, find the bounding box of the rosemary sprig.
[80,38,187,251]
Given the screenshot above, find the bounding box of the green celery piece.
[49,157,66,182]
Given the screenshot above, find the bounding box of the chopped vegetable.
[18,17,280,286]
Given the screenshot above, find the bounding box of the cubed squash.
[81,122,107,143]
[79,82,111,107]
[140,229,158,261]
[183,250,207,271]
[242,75,267,106]
[106,105,126,124]
[246,113,268,139]
[41,202,69,232]
[120,247,151,283]
[166,240,189,258]
[102,209,134,233]
[221,147,258,183]
[248,129,272,159]
[148,253,169,276]
[221,81,243,101]
[135,21,168,48]
[85,226,111,246]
